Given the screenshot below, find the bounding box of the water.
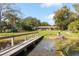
[16,38,79,56]
[28,38,55,56]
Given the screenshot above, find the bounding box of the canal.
[16,38,55,56]
[16,37,79,56]
[27,38,55,56]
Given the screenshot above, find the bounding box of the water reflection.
[28,38,55,56]
[41,39,55,52]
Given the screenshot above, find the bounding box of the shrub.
[68,20,79,33]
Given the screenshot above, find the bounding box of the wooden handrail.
[0,31,38,40]
[0,31,39,47]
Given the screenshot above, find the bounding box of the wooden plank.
[0,36,43,56]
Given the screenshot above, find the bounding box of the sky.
[14,3,75,25]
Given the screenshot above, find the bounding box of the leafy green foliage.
[68,20,79,32]
[40,22,50,26]
[21,17,41,31]
[54,6,78,30]
[23,17,41,27]
[0,4,22,32]
[21,24,33,31]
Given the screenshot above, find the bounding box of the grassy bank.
[0,31,37,37]
[38,30,79,56]
[0,30,79,56]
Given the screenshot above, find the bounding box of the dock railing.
[0,31,39,51]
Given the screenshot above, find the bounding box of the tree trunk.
[11,16,16,32]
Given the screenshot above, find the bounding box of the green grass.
[0,31,37,37]
[38,30,79,56]
[0,30,79,55]
[38,30,60,37]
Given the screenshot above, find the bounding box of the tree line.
[53,4,79,32]
[0,3,49,32]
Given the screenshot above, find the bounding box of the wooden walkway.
[0,36,43,56]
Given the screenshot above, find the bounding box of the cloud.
[44,13,55,25]
[47,13,55,20]
[48,13,55,25]
[40,3,63,8]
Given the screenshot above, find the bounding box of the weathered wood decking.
[0,36,43,56]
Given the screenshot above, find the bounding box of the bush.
[11,27,18,32]
[22,24,33,31]
[68,20,79,33]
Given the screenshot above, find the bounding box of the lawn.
[0,30,79,56]
[0,31,37,37]
[38,30,79,56]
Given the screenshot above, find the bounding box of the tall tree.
[2,4,22,32]
[0,3,11,32]
[53,6,78,30]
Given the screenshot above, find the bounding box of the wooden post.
[11,37,14,46]
[25,36,27,41]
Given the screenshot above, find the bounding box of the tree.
[73,4,79,13]
[23,17,41,27]
[21,24,33,31]
[0,21,7,32]
[2,4,22,32]
[40,22,50,26]
[53,6,78,30]
[0,3,11,32]
[22,17,41,31]
[68,20,79,32]
[73,4,79,19]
